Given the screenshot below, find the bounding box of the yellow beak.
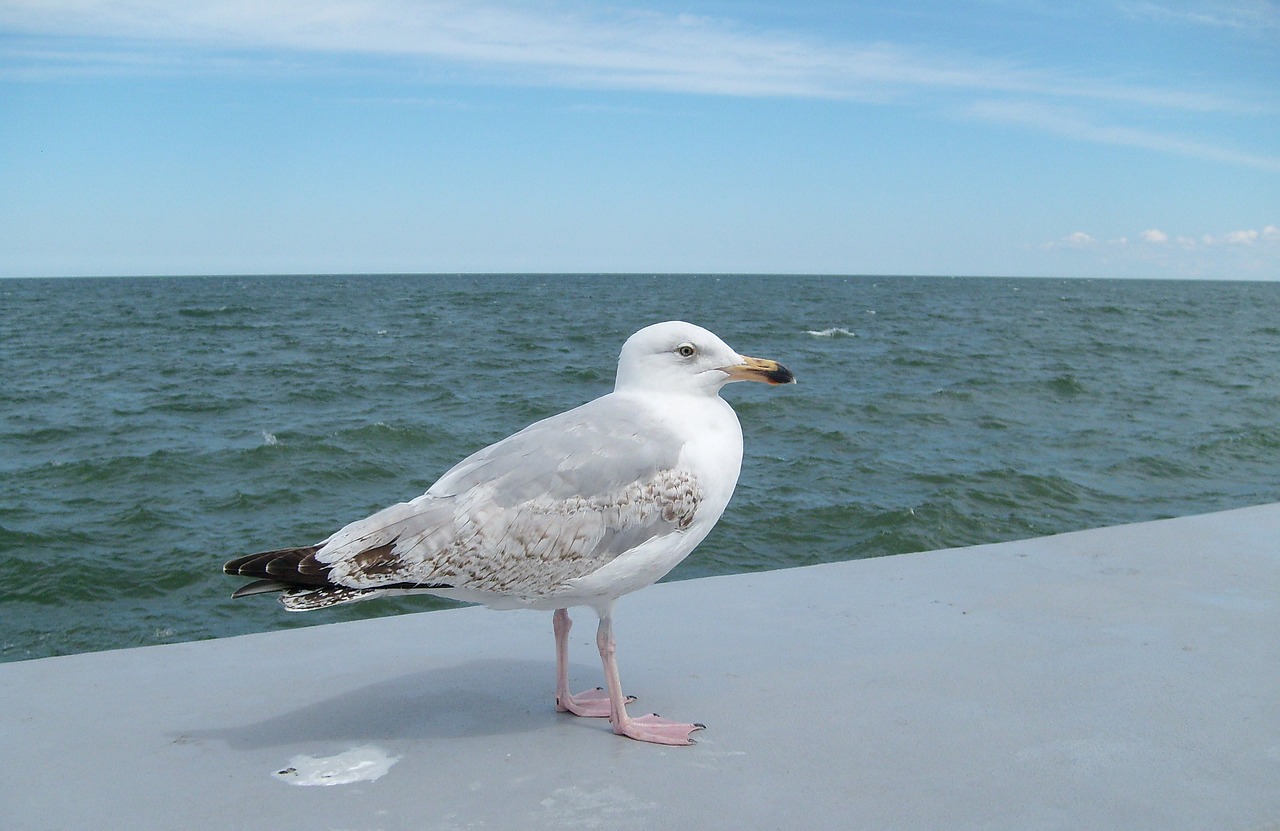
[722,355,796,385]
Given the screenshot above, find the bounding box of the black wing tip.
[224,545,330,595]
[224,543,457,604]
[223,552,262,575]
[230,579,291,599]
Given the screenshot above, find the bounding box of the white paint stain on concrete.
[274,745,399,787]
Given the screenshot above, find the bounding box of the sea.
[3,274,1278,662]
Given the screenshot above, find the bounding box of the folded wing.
[225,394,702,608]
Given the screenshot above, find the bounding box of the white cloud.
[1121,1,1280,32]
[1224,229,1259,244]
[1050,223,1280,249]
[0,0,1267,114]
[1047,231,1097,249]
[1198,226,1280,245]
[1044,221,1280,277]
[0,1,1014,99]
[967,99,1280,172]
[3,0,1277,177]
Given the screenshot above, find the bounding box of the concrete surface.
[2,503,1278,830]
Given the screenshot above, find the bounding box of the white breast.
[550,391,744,612]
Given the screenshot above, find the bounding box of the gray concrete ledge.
[3,504,1279,830]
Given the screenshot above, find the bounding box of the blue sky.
[2,0,1277,279]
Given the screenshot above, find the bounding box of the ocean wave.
[805,327,856,338]
[1045,374,1087,396]
[176,304,258,318]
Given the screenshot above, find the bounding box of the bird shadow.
[184,658,576,750]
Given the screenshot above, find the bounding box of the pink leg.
[553,608,632,718]
[595,612,704,746]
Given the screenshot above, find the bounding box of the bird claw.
[614,713,705,746]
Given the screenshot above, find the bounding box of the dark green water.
[3,274,1278,661]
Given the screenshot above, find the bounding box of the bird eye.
[676,343,697,358]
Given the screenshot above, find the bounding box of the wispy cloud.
[0,1,1030,101]
[968,99,1280,172]
[1120,0,1280,32]
[2,1,1276,170]
[0,1,1258,106]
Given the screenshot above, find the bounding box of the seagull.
[224,321,794,745]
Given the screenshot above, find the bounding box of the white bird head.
[614,321,795,395]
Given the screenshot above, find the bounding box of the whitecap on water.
[805,327,856,338]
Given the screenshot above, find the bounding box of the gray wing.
[313,394,702,598]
